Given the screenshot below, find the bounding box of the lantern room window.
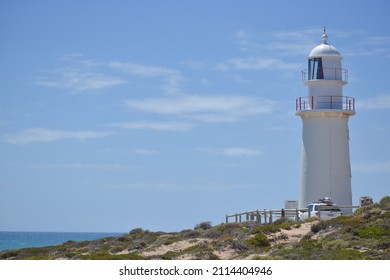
[308,58,324,80]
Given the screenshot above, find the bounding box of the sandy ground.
[140,238,210,258]
[134,221,318,260]
[270,221,317,244]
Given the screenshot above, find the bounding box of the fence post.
[281,208,285,219]
[269,210,273,224]
[263,210,267,224]
[226,215,228,224]
[295,209,299,221]
[256,211,261,223]
[235,214,238,223]
[311,96,314,109]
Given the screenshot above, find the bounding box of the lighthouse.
[296,30,355,213]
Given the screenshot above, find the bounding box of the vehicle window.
[314,205,319,211]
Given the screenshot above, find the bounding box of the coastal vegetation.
[1,196,389,260]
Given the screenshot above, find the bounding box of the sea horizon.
[0,231,125,251]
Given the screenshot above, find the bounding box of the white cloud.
[37,55,185,94]
[125,94,276,123]
[225,57,300,71]
[101,180,258,192]
[3,128,112,144]
[107,121,192,132]
[234,28,320,57]
[345,35,390,57]
[353,161,390,173]
[108,61,183,94]
[134,148,158,155]
[198,147,264,157]
[36,55,127,93]
[28,163,138,170]
[358,95,390,110]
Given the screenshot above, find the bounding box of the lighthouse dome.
[308,33,342,58]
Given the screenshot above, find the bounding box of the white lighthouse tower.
[296,30,355,213]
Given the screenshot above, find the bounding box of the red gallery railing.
[296,96,355,111]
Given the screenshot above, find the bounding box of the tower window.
[308,58,324,80]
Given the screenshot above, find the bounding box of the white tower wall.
[299,112,353,209]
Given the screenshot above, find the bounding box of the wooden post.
[281,208,285,219]
[269,210,273,224]
[256,211,261,223]
[235,214,238,223]
[263,210,267,224]
[226,215,228,224]
[295,209,299,221]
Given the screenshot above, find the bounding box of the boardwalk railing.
[226,205,360,224]
[225,208,307,224]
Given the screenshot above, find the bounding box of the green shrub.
[355,203,382,218]
[117,235,132,242]
[182,230,201,239]
[251,224,279,235]
[110,246,125,254]
[230,240,249,252]
[80,252,143,260]
[215,223,242,234]
[356,226,388,239]
[163,236,180,245]
[202,228,222,239]
[325,249,363,260]
[379,196,390,210]
[247,233,271,248]
[129,228,146,235]
[0,250,19,259]
[194,221,212,230]
[311,221,327,233]
[161,251,182,260]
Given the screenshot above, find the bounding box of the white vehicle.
[299,197,342,220]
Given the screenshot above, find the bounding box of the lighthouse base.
[298,110,353,214]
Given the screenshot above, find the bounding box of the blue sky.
[1,0,389,232]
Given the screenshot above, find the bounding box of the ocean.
[0,231,124,251]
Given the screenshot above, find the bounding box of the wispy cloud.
[108,61,183,94]
[235,28,350,57]
[358,95,390,110]
[134,148,158,155]
[353,160,390,173]
[125,94,276,123]
[198,147,264,157]
[107,121,192,132]
[345,35,390,57]
[214,29,314,74]
[36,55,183,94]
[101,180,259,192]
[28,163,138,170]
[36,54,127,93]
[218,57,300,72]
[3,128,112,144]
